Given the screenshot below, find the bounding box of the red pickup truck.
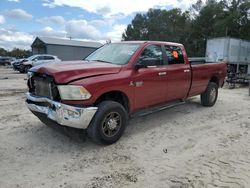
[26,41,227,144]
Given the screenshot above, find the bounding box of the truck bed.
[188,61,227,97]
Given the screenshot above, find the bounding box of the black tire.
[19,65,25,73]
[24,65,31,73]
[87,101,128,145]
[201,82,218,107]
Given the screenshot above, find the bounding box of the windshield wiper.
[91,59,113,64]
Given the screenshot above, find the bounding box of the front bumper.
[25,92,97,129]
[13,64,20,70]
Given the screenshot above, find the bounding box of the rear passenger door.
[164,45,191,101]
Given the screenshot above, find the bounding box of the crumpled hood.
[30,60,122,83]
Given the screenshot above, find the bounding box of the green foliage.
[122,0,250,56]
[0,48,8,56]
[0,48,31,58]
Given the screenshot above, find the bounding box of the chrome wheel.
[209,88,217,103]
[102,112,121,137]
[87,101,127,144]
[201,82,218,107]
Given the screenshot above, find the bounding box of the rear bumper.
[25,92,97,129]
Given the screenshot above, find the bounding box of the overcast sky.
[0,0,200,50]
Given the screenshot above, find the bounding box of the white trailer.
[206,37,250,86]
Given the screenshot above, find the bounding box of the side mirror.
[134,63,147,69]
[135,57,160,69]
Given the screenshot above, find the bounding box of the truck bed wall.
[188,62,226,97]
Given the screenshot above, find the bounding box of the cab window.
[33,56,44,61]
[138,45,163,66]
[44,56,54,60]
[165,45,184,64]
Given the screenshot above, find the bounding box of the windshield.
[85,43,140,65]
[26,55,38,61]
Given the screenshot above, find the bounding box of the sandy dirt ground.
[0,66,250,188]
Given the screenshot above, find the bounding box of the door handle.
[158,72,167,76]
[184,69,190,73]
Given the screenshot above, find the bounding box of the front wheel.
[19,65,25,73]
[24,65,32,73]
[200,82,218,107]
[87,101,128,145]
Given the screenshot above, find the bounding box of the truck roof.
[116,40,183,47]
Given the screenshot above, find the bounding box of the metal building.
[31,37,102,61]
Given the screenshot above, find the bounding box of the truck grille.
[28,74,60,100]
[34,79,53,98]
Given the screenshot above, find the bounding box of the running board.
[131,101,185,118]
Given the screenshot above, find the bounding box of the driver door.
[132,44,167,111]
[33,56,45,66]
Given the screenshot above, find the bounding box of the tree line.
[122,0,250,57]
[0,48,31,58]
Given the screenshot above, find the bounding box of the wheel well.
[210,76,219,86]
[95,91,130,113]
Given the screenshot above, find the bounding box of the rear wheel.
[201,82,218,107]
[87,101,128,145]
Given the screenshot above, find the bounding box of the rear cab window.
[164,45,184,65]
